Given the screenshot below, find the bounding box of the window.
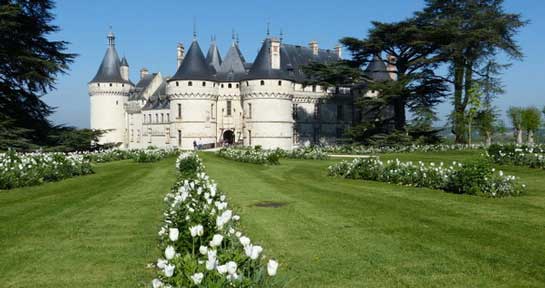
[313,127,320,144]
[176,81,179,87]
[188,81,192,86]
[226,100,232,116]
[178,130,182,146]
[155,114,158,123]
[246,81,249,86]
[165,128,170,144]
[122,84,124,87]
[161,113,164,123]
[314,103,320,120]
[293,104,298,120]
[148,128,152,143]
[116,100,118,105]
[166,113,170,122]
[336,127,344,139]
[312,85,316,92]
[177,104,182,119]
[337,105,344,121]
[109,83,113,87]
[97,83,100,87]
[247,103,252,119]
[202,81,206,87]
[228,83,232,88]
[236,84,239,88]
[248,130,252,146]
[221,84,224,88]
[130,129,134,142]
[260,80,265,86]
[278,80,282,86]
[137,129,140,143]
[211,103,215,119]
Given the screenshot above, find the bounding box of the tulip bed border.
[328,157,526,198]
[487,144,545,169]
[151,152,281,287]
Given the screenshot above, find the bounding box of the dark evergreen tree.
[417,0,526,143]
[0,0,75,147]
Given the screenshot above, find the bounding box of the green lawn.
[200,151,545,288]
[0,157,177,288]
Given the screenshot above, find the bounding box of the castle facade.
[89,32,395,149]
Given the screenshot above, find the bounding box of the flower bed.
[79,149,132,163]
[76,148,177,163]
[0,150,94,190]
[131,148,177,163]
[487,144,545,169]
[328,157,526,197]
[217,148,280,165]
[275,147,330,160]
[151,152,281,287]
[321,144,485,155]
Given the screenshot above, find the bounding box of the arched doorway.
[223,130,235,145]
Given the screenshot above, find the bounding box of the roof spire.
[232,29,236,43]
[266,21,270,37]
[107,25,115,46]
[280,29,284,42]
[193,17,197,40]
[236,32,240,46]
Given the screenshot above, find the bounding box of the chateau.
[89,31,396,150]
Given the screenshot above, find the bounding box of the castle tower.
[216,37,247,145]
[88,31,132,145]
[167,39,218,149]
[241,37,294,149]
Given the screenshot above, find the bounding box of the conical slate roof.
[205,41,222,73]
[120,56,129,67]
[90,41,129,83]
[244,38,295,81]
[217,42,246,82]
[365,55,391,82]
[170,40,215,81]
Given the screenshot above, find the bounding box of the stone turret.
[167,39,218,149]
[88,31,132,145]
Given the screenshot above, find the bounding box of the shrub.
[0,150,94,190]
[328,157,526,197]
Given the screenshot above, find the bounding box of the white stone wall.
[167,80,218,149]
[241,79,294,149]
[89,82,132,144]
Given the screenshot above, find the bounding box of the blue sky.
[43,0,545,128]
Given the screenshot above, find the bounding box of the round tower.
[241,37,294,149]
[167,39,218,149]
[88,31,132,145]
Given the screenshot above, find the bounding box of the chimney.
[140,68,149,80]
[387,55,398,81]
[335,44,342,58]
[309,40,319,56]
[270,38,281,70]
[177,43,185,69]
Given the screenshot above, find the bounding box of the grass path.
[0,157,177,288]
[200,152,545,288]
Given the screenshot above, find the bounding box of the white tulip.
[157,258,167,269]
[199,245,208,255]
[164,263,175,277]
[191,272,204,284]
[168,228,179,242]
[267,259,278,276]
[210,234,223,247]
[205,258,216,270]
[217,264,227,274]
[152,278,164,288]
[164,245,175,260]
[226,273,239,281]
[239,236,251,246]
[226,261,237,275]
[189,225,204,237]
[250,245,263,260]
